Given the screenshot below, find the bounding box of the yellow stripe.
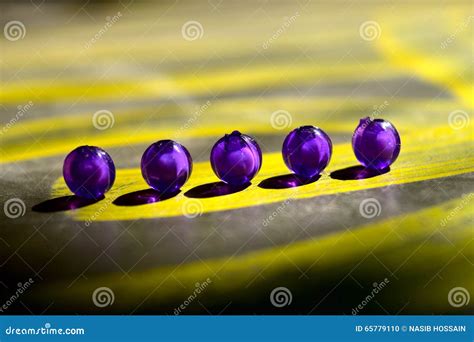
[1,96,466,164]
[0,122,350,164]
[2,30,356,71]
[0,96,460,140]
[48,124,473,221]
[0,61,394,104]
[41,195,474,311]
[376,14,474,109]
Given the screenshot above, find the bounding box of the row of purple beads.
[63,117,400,200]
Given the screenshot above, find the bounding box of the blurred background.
[0,0,472,314]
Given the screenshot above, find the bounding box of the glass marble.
[352,117,401,170]
[63,145,116,200]
[141,140,192,193]
[210,131,262,186]
[282,125,332,179]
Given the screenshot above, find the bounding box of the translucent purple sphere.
[141,140,192,193]
[63,145,116,200]
[352,117,401,170]
[210,131,262,186]
[282,125,332,179]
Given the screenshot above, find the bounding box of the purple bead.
[210,131,262,186]
[63,146,116,200]
[352,117,401,170]
[141,140,192,193]
[282,126,332,179]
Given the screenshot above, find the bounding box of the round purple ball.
[282,125,332,179]
[352,117,401,170]
[210,131,262,186]
[141,140,192,193]
[63,145,116,200]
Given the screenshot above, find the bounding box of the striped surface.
[0,1,472,314]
